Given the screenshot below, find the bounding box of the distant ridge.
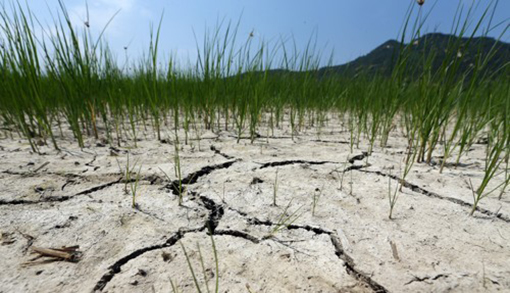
[317,33,510,78]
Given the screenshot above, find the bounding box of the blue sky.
[10,0,510,67]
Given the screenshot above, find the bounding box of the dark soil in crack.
[0,177,122,206]
[259,159,336,169]
[166,160,239,195]
[331,235,388,293]
[404,274,449,285]
[210,145,235,159]
[92,229,194,292]
[310,139,350,144]
[199,195,224,233]
[214,229,260,243]
[348,152,369,164]
[343,164,369,173]
[358,169,510,223]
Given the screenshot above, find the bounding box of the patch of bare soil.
[0,118,508,293]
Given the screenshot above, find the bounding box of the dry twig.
[28,245,82,263]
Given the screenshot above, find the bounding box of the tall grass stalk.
[388,172,401,220]
[273,169,278,206]
[470,131,506,216]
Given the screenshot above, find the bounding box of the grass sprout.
[312,185,324,217]
[273,169,278,206]
[267,199,304,238]
[388,171,401,220]
[130,163,143,209]
[116,153,142,208]
[176,229,219,293]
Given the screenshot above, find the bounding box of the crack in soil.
[310,139,350,144]
[343,164,369,173]
[330,235,388,293]
[5,135,504,292]
[228,134,293,140]
[225,205,333,236]
[93,189,227,291]
[2,170,163,188]
[247,216,333,235]
[214,229,261,244]
[348,152,369,164]
[0,178,122,206]
[1,169,86,178]
[223,205,388,292]
[166,160,239,195]
[357,169,510,223]
[4,152,390,292]
[210,145,235,159]
[85,155,97,167]
[199,195,224,233]
[259,160,337,169]
[75,178,123,196]
[404,273,449,285]
[94,184,388,293]
[93,194,225,291]
[92,227,201,292]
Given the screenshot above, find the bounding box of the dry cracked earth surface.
[0,120,509,293]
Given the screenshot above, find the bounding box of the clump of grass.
[469,127,507,216]
[130,163,143,209]
[331,154,350,191]
[116,153,142,208]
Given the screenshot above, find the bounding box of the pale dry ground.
[0,115,509,293]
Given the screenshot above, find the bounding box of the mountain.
[317,33,510,79]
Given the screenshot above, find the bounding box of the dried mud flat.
[0,121,509,293]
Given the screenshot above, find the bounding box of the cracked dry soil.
[1,122,509,293]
